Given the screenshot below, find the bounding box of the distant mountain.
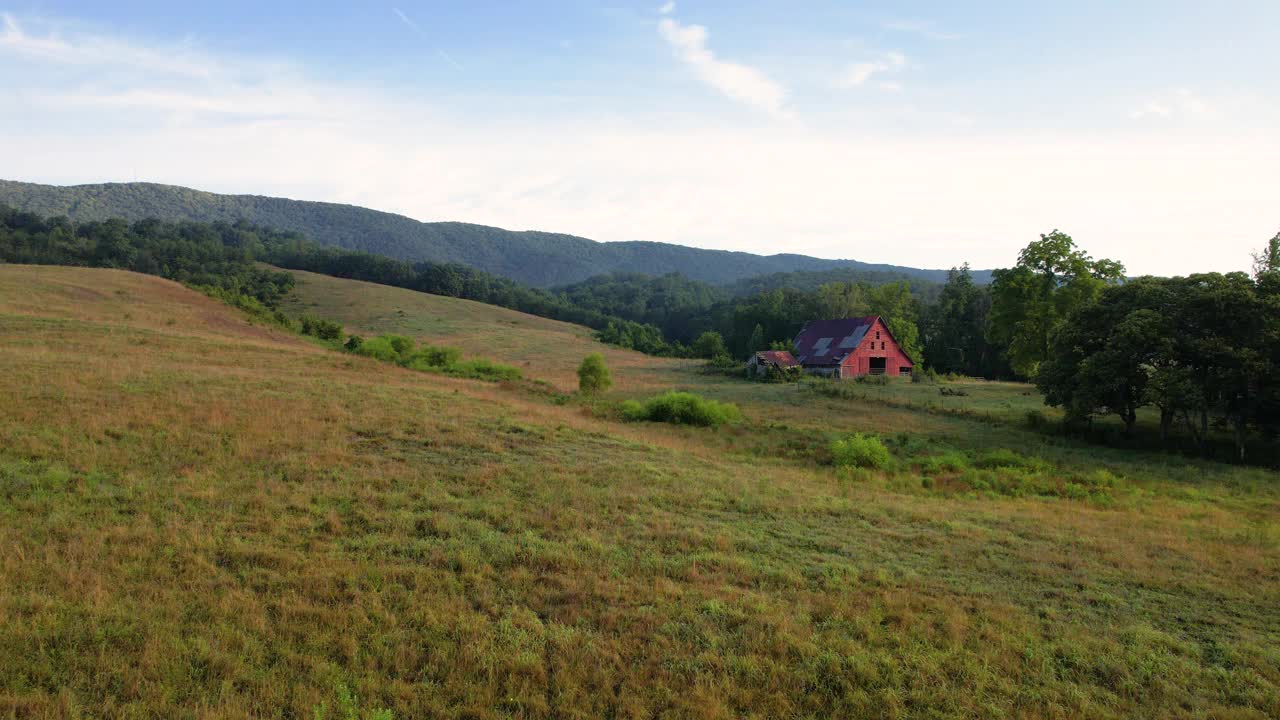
[0,180,990,288]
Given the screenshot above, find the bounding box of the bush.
[912,367,939,384]
[578,353,612,395]
[385,334,415,357]
[829,434,891,469]
[404,345,461,370]
[620,391,741,427]
[939,386,969,397]
[343,335,364,352]
[357,336,403,363]
[855,374,890,386]
[920,451,969,474]
[973,448,1049,472]
[446,359,522,382]
[299,315,343,341]
[764,364,803,383]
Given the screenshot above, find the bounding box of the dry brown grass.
[1,266,1277,719]
[279,268,693,392]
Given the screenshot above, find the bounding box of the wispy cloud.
[840,51,906,88]
[657,17,788,117]
[658,1,676,15]
[881,19,960,41]
[1,12,215,78]
[391,7,463,71]
[2,11,1277,277]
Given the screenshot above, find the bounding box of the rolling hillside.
[2,265,1277,718]
[280,268,690,392]
[0,179,987,287]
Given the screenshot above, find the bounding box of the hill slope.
[280,267,689,391]
[2,266,1276,718]
[0,179,985,287]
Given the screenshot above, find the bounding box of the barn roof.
[754,350,799,367]
[793,316,878,367]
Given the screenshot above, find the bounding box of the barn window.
[881,341,885,350]
[900,366,912,375]
[876,331,881,340]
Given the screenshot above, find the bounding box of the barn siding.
[839,318,914,377]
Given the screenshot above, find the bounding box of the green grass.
[1,266,1278,719]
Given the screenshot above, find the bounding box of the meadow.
[1,265,1277,719]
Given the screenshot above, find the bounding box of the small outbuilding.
[747,350,800,378]
[793,316,914,379]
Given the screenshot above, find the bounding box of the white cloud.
[658,2,676,15]
[1,14,1277,277]
[840,51,906,88]
[657,17,788,117]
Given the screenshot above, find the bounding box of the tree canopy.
[988,230,1126,377]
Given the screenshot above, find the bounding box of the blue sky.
[2,1,1277,274]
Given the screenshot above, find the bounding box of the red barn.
[793,316,915,379]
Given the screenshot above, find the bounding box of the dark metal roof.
[793,316,877,366]
[754,350,799,367]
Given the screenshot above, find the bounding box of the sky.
[1,1,1277,275]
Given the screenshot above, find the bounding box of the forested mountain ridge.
[0,179,987,287]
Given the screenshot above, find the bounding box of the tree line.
[0,205,665,349]
[1033,232,1279,462]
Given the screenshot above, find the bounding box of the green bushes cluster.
[299,315,343,341]
[836,433,1121,502]
[973,448,1051,472]
[829,434,892,469]
[354,333,521,382]
[620,392,741,427]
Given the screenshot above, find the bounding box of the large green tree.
[1037,279,1173,436]
[867,281,924,365]
[988,230,1125,377]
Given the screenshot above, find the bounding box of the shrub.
[385,334,415,357]
[764,364,803,383]
[621,391,741,427]
[447,359,522,382]
[912,367,939,384]
[855,374,889,386]
[578,353,612,395]
[974,448,1049,472]
[829,434,891,469]
[343,335,364,352]
[357,336,402,363]
[299,315,343,341]
[921,452,969,474]
[939,386,969,397]
[404,345,461,370]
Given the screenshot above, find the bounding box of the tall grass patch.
[620,391,741,427]
[355,333,521,382]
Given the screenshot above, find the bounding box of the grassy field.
[279,268,693,393]
[2,265,1278,719]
